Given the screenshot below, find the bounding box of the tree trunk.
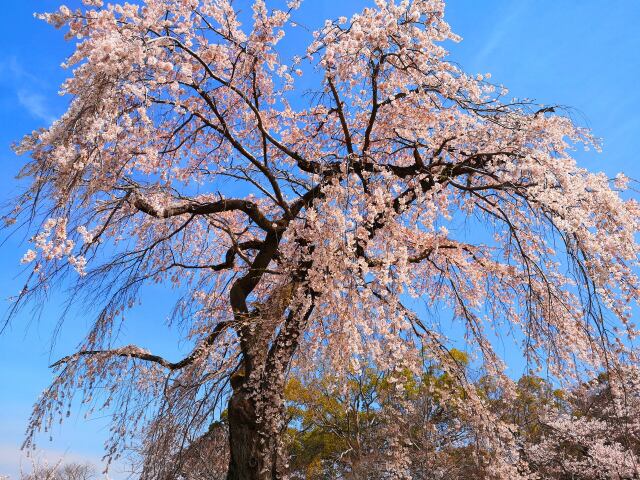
[225,319,287,480]
[225,282,309,479]
[226,383,260,480]
[225,381,286,480]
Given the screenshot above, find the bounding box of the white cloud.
[474,1,531,67]
[17,90,56,125]
[0,56,56,126]
[6,56,41,85]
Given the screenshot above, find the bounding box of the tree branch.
[51,321,231,371]
[131,195,276,233]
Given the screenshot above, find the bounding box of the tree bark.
[226,383,260,480]
[225,282,310,479]
[224,322,285,480]
[225,380,286,480]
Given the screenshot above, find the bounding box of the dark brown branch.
[170,240,264,272]
[328,78,354,155]
[362,59,381,155]
[364,242,475,267]
[229,230,281,315]
[132,195,276,233]
[51,322,231,371]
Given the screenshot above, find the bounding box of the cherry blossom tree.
[7,0,639,479]
[20,462,97,480]
[523,367,640,479]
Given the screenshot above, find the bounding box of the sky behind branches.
[1,1,639,478]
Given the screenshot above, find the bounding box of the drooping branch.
[169,240,264,272]
[131,194,276,233]
[51,321,231,371]
[51,345,178,369]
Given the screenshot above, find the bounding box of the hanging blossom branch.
[51,320,231,371]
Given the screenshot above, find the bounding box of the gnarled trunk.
[226,383,260,480]
[225,380,286,480]
[225,282,311,479]
[224,319,287,480]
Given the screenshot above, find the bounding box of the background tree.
[183,356,640,479]
[163,421,230,480]
[20,461,97,480]
[523,368,640,479]
[284,350,481,479]
[6,0,639,479]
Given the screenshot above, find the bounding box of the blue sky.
[1,1,639,477]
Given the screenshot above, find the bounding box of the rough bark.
[224,281,313,479]
[226,382,261,480]
[226,284,299,480]
[226,374,288,480]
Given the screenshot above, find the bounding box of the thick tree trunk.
[226,384,260,480]
[225,382,286,480]
[225,282,310,479]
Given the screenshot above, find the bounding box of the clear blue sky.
[1,1,639,477]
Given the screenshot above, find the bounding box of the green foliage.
[283,350,478,478]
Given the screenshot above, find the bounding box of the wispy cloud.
[4,56,42,85]
[17,90,56,125]
[1,55,56,126]
[474,0,531,67]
